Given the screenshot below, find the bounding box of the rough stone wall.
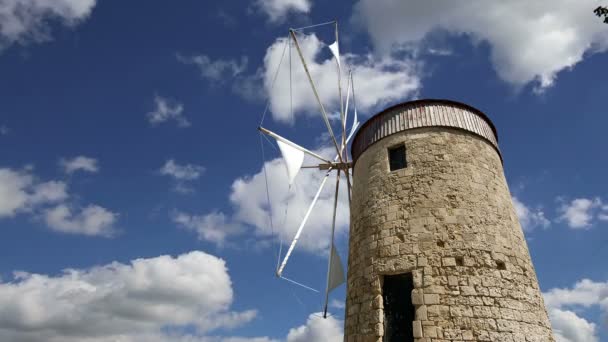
[345,127,554,342]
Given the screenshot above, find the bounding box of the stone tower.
[344,100,554,342]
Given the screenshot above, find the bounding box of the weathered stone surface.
[344,119,554,342]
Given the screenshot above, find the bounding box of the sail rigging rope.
[259,133,281,274]
[259,34,290,127]
[291,20,336,32]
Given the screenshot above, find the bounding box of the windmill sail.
[328,41,341,69]
[276,140,305,185]
[346,107,360,145]
[327,243,345,291]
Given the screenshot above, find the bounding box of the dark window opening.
[455,256,464,266]
[437,240,445,248]
[388,145,407,171]
[497,261,506,270]
[382,273,415,342]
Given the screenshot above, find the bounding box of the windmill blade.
[258,126,331,164]
[343,69,352,139]
[289,29,344,163]
[323,169,345,318]
[276,168,333,277]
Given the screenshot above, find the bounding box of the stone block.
[424,293,440,305]
[412,289,424,305]
[413,321,423,338]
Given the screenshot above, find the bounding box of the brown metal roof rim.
[350,98,501,165]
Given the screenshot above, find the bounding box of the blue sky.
[1,1,608,341]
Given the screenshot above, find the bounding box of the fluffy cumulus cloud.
[0,167,117,236]
[255,0,311,23]
[512,196,550,232]
[263,33,420,123]
[543,279,608,342]
[549,309,598,342]
[44,204,117,237]
[0,251,265,342]
[0,168,67,217]
[173,211,245,247]
[286,313,343,342]
[60,156,99,174]
[176,147,350,254]
[180,33,420,118]
[353,0,608,90]
[0,0,96,51]
[558,197,605,229]
[147,95,190,128]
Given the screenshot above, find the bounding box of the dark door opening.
[382,273,415,342]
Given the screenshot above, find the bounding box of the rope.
[277,183,291,271]
[261,132,279,153]
[259,133,281,273]
[259,34,290,126]
[292,20,336,31]
[280,276,320,293]
[289,31,294,124]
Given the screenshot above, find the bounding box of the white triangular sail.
[346,107,360,145]
[327,243,345,291]
[328,41,341,69]
[277,140,305,185]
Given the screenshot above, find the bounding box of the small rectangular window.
[383,273,415,342]
[388,145,407,171]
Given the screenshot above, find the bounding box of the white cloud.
[44,204,117,237]
[173,211,245,247]
[147,95,190,128]
[177,54,248,82]
[329,299,345,310]
[159,160,205,194]
[512,196,550,232]
[0,168,67,218]
[229,148,350,253]
[599,205,608,221]
[353,0,608,90]
[543,278,608,342]
[160,160,205,181]
[263,33,420,123]
[558,197,603,229]
[60,156,99,174]
[180,33,420,117]
[28,181,69,205]
[0,251,260,342]
[550,309,598,342]
[255,0,311,23]
[0,168,36,217]
[286,313,343,342]
[174,146,349,256]
[0,167,117,237]
[0,125,8,135]
[0,0,96,51]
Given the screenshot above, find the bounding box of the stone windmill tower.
[344,100,554,342]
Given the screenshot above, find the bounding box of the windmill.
[257,21,360,318]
